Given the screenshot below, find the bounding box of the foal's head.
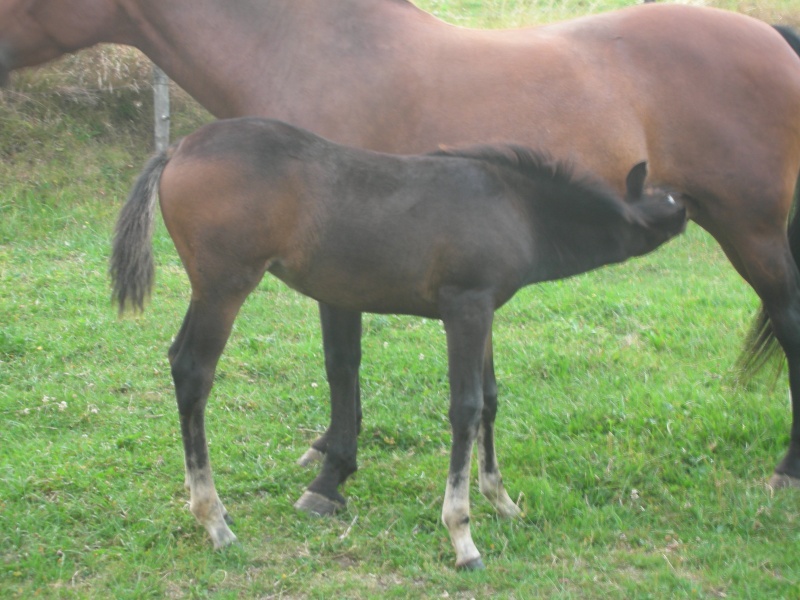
[539,156,685,270]
[433,145,686,278]
[620,160,687,257]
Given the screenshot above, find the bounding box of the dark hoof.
[294,490,344,516]
[457,557,485,571]
[768,472,800,490]
[224,513,234,525]
[297,447,325,467]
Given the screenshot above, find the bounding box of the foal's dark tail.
[740,24,800,378]
[110,149,171,314]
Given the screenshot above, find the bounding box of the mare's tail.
[109,149,171,314]
[740,24,800,377]
[774,25,800,57]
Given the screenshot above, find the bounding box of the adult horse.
[2,0,800,515]
[110,116,687,567]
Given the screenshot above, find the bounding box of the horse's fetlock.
[442,509,470,530]
[329,451,358,480]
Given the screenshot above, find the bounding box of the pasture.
[2,1,800,597]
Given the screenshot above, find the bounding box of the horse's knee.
[449,394,484,439]
[323,344,361,384]
[481,391,498,422]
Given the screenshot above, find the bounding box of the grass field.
[2,1,800,598]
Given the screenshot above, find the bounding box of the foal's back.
[158,118,681,320]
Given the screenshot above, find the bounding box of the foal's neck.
[522,192,631,285]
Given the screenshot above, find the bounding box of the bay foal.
[111,118,686,567]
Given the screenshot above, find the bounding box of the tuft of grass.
[2,1,800,598]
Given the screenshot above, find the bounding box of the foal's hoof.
[209,526,238,550]
[297,447,325,467]
[768,472,800,490]
[294,490,344,516]
[456,557,485,571]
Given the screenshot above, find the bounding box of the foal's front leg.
[297,304,363,467]
[440,290,495,570]
[477,333,521,518]
[295,304,362,515]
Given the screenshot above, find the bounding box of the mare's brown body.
[111,117,686,567]
[2,1,800,504]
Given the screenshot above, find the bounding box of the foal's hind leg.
[295,305,362,514]
[170,289,255,548]
[169,307,199,493]
[477,332,521,518]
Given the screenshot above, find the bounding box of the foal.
[111,117,686,568]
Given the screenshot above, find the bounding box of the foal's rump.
[157,120,336,290]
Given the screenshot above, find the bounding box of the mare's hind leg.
[711,219,800,487]
[294,305,362,514]
[745,246,800,487]
[477,332,521,518]
[170,289,255,548]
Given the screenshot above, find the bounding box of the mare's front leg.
[440,290,495,570]
[294,304,362,515]
[169,292,252,548]
[477,333,522,518]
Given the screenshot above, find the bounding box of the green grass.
[2,1,800,598]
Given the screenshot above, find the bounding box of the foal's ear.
[625,161,649,201]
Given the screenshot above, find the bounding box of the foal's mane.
[430,144,627,219]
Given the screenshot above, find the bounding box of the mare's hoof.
[456,557,485,571]
[294,490,344,516]
[768,472,800,490]
[297,447,325,467]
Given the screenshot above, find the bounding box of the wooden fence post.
[152,64,170,152]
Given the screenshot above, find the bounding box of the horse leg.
[294,304,362,514]
[440,290,494,570]
[746,247,800,487]
[297,304,363,468]
[477,332,521,518]
[710,220,800,487]
[168,307,196,492]
[169,290,253,549]
[296,381,361,466]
